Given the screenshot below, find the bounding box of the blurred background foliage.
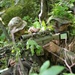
[1,0,40,25]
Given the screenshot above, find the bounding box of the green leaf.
[26,39,37,47]
[0,41,3,44]
[40,60,50,73]
[72,29,75,35]
[47,25,54,30]
[26,39,43,56]
[0,33,5,41]
[36,45,43,55]
[70,0,75,3]
[63,73,75,75]
[36,49,41,55]
[23,15,30,20]
[26,41,30,49]
[41,20,46,30]
[30,73,38,75]
[30,45,34,56]
[40,66,64,75]
[36,45,40,49]
[33,21,41,29]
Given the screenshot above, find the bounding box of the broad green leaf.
[70,0,75,3]
[33,21,41,29]
[30,73,38,75]
[40,66,64,75]
[63,73,75,75]
[40,60,50,73]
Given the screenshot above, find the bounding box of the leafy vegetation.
[49,0,75,21]
[0,0,14,9]
[0,0,75,74]
[30,60,75,75]
[26,39,43,56]
[2,5,23,25]
[30,60,65,75]
[1,0,40,25]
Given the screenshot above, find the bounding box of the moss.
[2,5,23,25]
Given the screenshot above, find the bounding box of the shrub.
[2,0,37,25]
[2,5,23,25]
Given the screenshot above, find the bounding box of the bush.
[2,0,38,25]
[2,5,23,25]
[0,0,14,9]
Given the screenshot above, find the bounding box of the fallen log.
[43,41,75,73]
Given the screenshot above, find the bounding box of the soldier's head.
[8,17,27,42]
[50,17,71,33]
[8,17,27,32]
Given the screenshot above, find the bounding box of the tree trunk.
[39,0,48,25]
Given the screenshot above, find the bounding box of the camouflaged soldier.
[8,17,27,43]
[48,17,72,33]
